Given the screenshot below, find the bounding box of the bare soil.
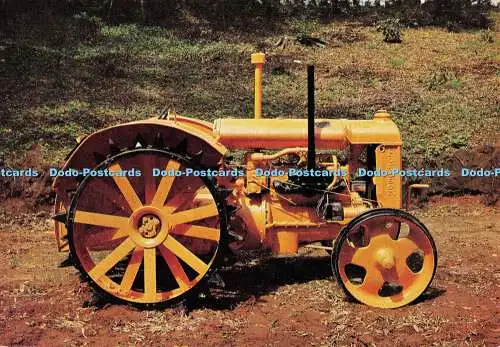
[0,196,498,347]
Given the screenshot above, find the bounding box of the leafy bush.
[73,12,103,41]
[449,134,469,149]
[290,19,321,42]
[376,18,402,43]
[1,0,494,32]
[417,0,493,30]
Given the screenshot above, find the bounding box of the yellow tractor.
[52,53,437,309]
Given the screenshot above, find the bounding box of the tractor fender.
[52,117,228,208]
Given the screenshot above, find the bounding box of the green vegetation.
[377,18,403,43]
[0,12,499,167]
[479,29,495,43]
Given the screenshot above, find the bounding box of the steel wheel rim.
[333,209,437,308]
[67,148,224,305]
[54,195,69,251]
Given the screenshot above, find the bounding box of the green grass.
[0,13,499,166]
[388,57,405,68]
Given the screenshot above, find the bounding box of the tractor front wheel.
[332,208,437,308]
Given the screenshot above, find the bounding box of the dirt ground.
[0,196,498,347]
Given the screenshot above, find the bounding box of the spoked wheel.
[332,208,437,308]
[67,148,225,306]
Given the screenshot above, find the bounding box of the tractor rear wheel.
[332,208,437,308]
[67,147,226,306]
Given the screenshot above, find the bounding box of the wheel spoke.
[88,179,129,212]
[363,219,387,239]
[170,224,220,241]
[395,258,417,287]
[143,248,157,300]
[86,227,130,249]
[88,238,135,280]
[349,245,372,265]
[359,264,385,293]
[395,237,419,258]
[163,235,208,274]
[120,247,144,292]
[109,163,143,211]
[151,159,181,208]
[169,204,219,226]
[158,244,190,290]
[395,238,422,286]
[143,155,157,205]
[74,210,129,229]
[338,243,357,266]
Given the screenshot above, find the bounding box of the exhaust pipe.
[307,65,315,171]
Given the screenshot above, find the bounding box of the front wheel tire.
[332,208,437,308]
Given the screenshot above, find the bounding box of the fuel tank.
[213,112,402,150]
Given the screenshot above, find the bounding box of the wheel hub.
[375,247,395,269]
[139,214,161,238]
[129,206,170,248]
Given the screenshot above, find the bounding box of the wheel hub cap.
[139,214,161,238]
[375,247,395,269]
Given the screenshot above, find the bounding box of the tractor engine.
[214,112,403,255]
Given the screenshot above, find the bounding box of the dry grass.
[0,13,498,168]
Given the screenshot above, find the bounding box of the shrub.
[290,19,320,43]
[73,12,103,41]
[376,18,402,43]
[419,0,493,30]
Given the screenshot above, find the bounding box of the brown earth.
[0,196,498,347]
[430,144,500,205]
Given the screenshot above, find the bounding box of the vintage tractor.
[52,53,437,309]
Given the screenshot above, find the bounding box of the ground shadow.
[411,286,447,305]
[198,255,334,310]
[79,253,446,312]
[193,255,447,310]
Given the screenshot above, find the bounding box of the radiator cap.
[374,110,391,120]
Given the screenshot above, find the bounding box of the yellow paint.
[251,52,265,119]
[56,52,431,309]
[374,145,402,208]
[213,116,401,149]
[337,217,435,308]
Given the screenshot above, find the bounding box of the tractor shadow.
[410,287,447,305]
[195,254,334,310]
[192,253,446,311]
[79,253,445,311]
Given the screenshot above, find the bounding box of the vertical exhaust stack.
[307,65,316,171]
